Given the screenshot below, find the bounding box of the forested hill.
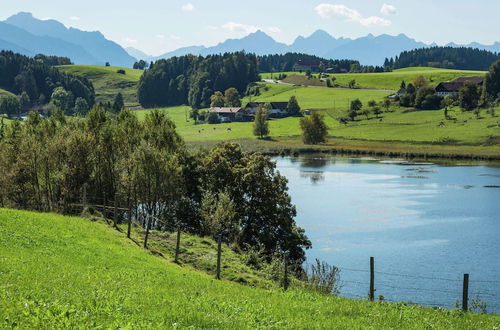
[0,50,94,107]
[386,46,500,70]
[138,52,260,108]
[258,53,359,73]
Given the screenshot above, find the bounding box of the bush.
[305,259,341,295]
[300,112,328,144]
[207,112,220,124]
[116,69,126,75]
[420,94,443,110]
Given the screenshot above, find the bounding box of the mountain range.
[1,12,500,67]
[0,12,135,67]
[129,30,500,66]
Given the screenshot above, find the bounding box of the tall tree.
[210,91,225,107]
[51,87,71,113]
[287,96,301,116]
[253,106,269,139]
[483,60,500,102]
[224,88,241,107]
[201,191,238,280]
[459,82,480,111]
[300,112,328,144]
[74,97,89,116]
[112,93,125,113]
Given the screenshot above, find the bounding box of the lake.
[274,154,500,313]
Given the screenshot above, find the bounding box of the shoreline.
[187,137,500,161]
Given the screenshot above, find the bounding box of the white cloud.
[69,16,80,21]
[315,4,391,27]
[181,3,195,11]
[169,35,181,40]
[155,34,166,39]
[221,21,259,34]
[380,3,397,16]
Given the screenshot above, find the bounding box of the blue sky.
[2,0,499,56]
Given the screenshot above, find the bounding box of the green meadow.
[1,208,498,328]
[57,65,143,107]
[262,67,486,90]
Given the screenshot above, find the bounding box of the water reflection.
[274,154,500,312]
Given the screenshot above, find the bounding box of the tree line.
[0,51,95,111]
[258,53,362,73]
[138,52,260,109]
[0,108,311,268]
[385,46,500,71]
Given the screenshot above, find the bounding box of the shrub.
[116,69,126,75]
[305,259,341,295]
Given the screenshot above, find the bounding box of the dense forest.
[34,54,73,66]
[138,52,260,108]
[257,53,362,73]
[0,108,310,266]
[386,47,500,70]
[0,51,94,107]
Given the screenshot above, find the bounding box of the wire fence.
[335,263,500,313]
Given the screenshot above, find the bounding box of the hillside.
[57,65,143,107]
[266,68,486,90]
[1,208,498,328]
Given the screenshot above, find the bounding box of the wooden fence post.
[369,257,375,301]
[283,253,289,290]
[82,183,87,214]
[143,216,150,249]
[126,198,132,239]
[174,227,181,264]
[113,192,118,228]
[216,235,222,280]
[462,273,469,312]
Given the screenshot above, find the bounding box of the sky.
[1,0,499,56]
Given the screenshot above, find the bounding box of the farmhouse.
[244,102,289,117]
[293,60,321,73]
[435,76,484,96]
[208,107,247,122]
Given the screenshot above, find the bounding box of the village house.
[293,60,321,73]
[208,107,248,122]
[435,76,484,96]
[244,102,289,118]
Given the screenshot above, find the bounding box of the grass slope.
[1,208,498,328]
[57,65,143,107]
[262,67,486,90]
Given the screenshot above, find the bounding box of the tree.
[400,80,406,89]
[201,191,238,280]
[287,96,301,116]
[483,60,500,102]
[74,97,90,116]
[38,94,46,106]
[105,62,110,67]
[253,106,269,139]
[300,112,328,144]
[210,91,225,107]
[51,87,70,112]
[190,108,199,123]
[382,98,391,112]
[0,96,21,117]
[348,79,356,89]
[413,76,428,89]
[19,91,30,109]
[326,79,332,88]
[441,96,455,119]
[459,81,480,111]
[133,60,148,70]
[406,83,416,95]
[350,99,362,111]
[112,93,125,113]
[207,111,219,124]
[224,88,241,107]
[415,86,436,109]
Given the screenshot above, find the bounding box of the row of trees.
[0,108,310,267]
[0,51,95,108]
[138,52,260,109]
[258,53,359,73]
[386,47,500,71]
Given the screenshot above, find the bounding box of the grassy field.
[134,77,500,158]
[1,208,498,328]
[0,88,15,98]
[57,65,143,107]
[262,67,486,90]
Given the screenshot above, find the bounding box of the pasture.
[1,208,498,328]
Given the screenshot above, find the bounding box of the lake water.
[274,154,500,313]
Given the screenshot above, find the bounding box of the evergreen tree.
[113,93,125,113]
[287,96,301,116]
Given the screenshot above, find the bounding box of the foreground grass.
[1,209,498,328]
[57,65,143,107]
